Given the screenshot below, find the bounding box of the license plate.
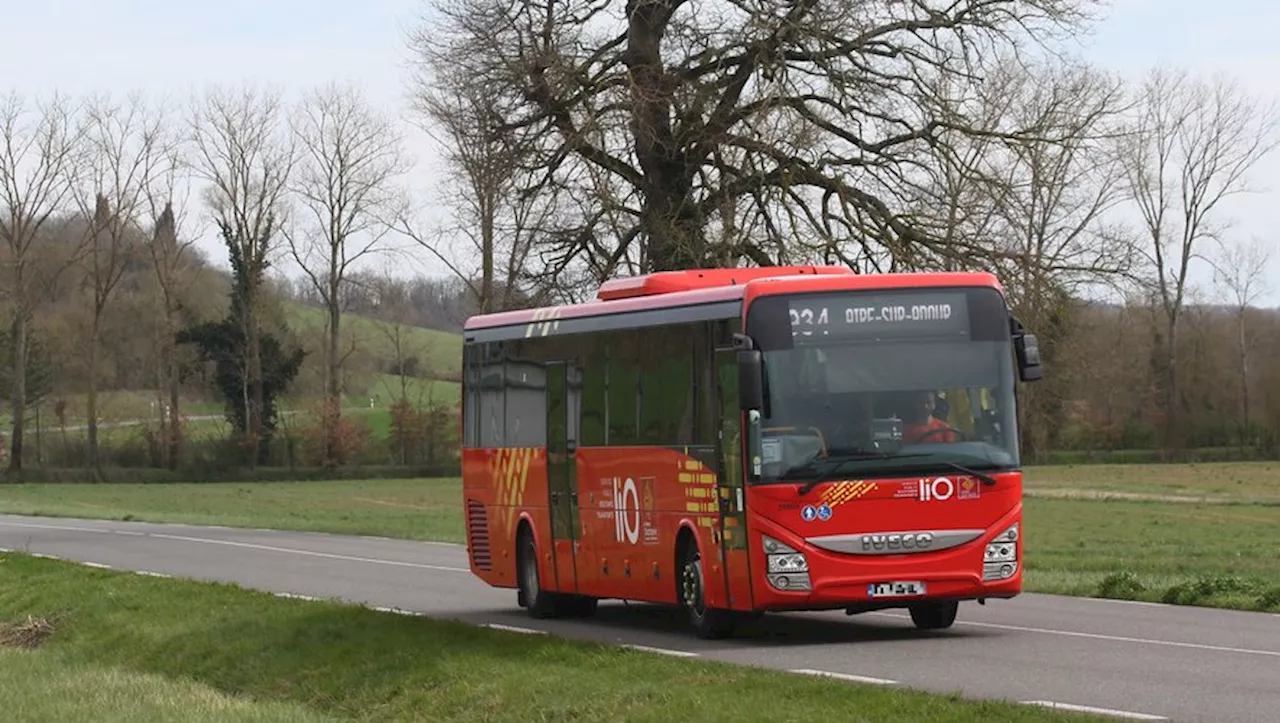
[867,581,926,597]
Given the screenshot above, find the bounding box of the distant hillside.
[282,301,463,381]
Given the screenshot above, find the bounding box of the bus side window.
[606,331,640,445]
[637,323,695,446]
[478,341,505,448]
[579,333,608,447]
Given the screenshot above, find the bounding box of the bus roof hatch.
[595,266,855,301]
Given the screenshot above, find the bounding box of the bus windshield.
[744,285,1021,485]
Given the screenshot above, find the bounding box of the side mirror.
[738,349,765,411]
[1010,317,1043,382]
[733,333,765,411]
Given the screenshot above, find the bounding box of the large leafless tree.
[405,26,551,311]
[189,85,296,465]
[145,141,196,471]
[0,92,84,472]
[1211,235,1272,446]
[414,0,1093,295]
[909,55,1132,458]
[286,82,408,422]
[74,93,173,473]
[1118,68,1279,446]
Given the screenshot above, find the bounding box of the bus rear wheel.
[679,543,734,639]
[517,528,559,618]
[908,600,959,630]
[516,528,597,619]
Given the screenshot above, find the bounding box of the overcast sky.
[3,0,1277,306]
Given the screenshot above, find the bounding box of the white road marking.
[1086,598,1169,608]
[80,561,112,569]
[274,593,320,601]
[369,606,425,616]
[483,623,546,635]
[620,644,699,658]
[868,611,1280,658]
[788,670,901,685]
[789,668,898,685]
[0,519,471,573]
[135,571,170,578]
[29,553,59,560]
[0,520,143,536]
[1020,700,1168,720]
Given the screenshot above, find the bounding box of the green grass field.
[2,462,1278,611]
[0,478,464,543]
[6,300,464,435]
[285,301,463,382]
[1020,462,1280,610]
[0,555,1105,722]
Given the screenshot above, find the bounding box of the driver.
[900,390,959,445]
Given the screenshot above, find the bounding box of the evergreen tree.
[178,225,304,465]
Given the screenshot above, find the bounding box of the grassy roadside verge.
[0,554,1105,722]
[0,478,465,543]
[2,463,1278,612]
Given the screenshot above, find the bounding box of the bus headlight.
[762,535,811,591]
[982,524,1019,581]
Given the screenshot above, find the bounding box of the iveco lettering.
[459,266,1044,638]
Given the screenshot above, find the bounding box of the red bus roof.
[463,266,1004,331]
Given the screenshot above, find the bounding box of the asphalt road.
[2,514,1277,723]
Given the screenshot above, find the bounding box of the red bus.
[460,266,1043,638]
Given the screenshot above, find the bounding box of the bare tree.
[147,191,196,470]
[73,92,173,473]
[0,92,84,472]
[404,27,547,312]
[285,82,408,435]
[1118,68,1279,447]
[910,56,1132,459]
[415,0,1093,282]
[189,85,296,465]
[1211,235,1272,446]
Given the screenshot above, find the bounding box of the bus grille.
[466,499,492,570]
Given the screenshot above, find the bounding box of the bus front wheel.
[908,600,959,630]
[679,543,735,639]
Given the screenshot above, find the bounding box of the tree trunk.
[86,316,100,477]
[156,357,168,468]
[8,307,27,473]
[1164,314,1180,452]
[248,320,264,467]
[641,191,703,271]
[626,0,704,273]
[168,351,181,471]
[480,192,494,313]
[326,288,342,467]
[1238,310,1250,449]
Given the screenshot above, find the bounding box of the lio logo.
[613,476,641,544]
[918,477,954,502]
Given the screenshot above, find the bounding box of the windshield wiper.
[794,452,931,496]
[792,454,1000,496]
[935,461,999,487]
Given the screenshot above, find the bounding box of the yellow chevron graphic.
[819,480,877,509]
[490,448,535,532]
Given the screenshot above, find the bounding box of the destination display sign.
[787,290,971,341]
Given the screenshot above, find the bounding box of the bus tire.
[908,600,959,630]
[562,595,598,618]
[517,526,560,619]
[678,539,734,639]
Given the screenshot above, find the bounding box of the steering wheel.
[911,424,969,443]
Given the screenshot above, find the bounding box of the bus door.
[545,360,581,592]
[713,345,756,611]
